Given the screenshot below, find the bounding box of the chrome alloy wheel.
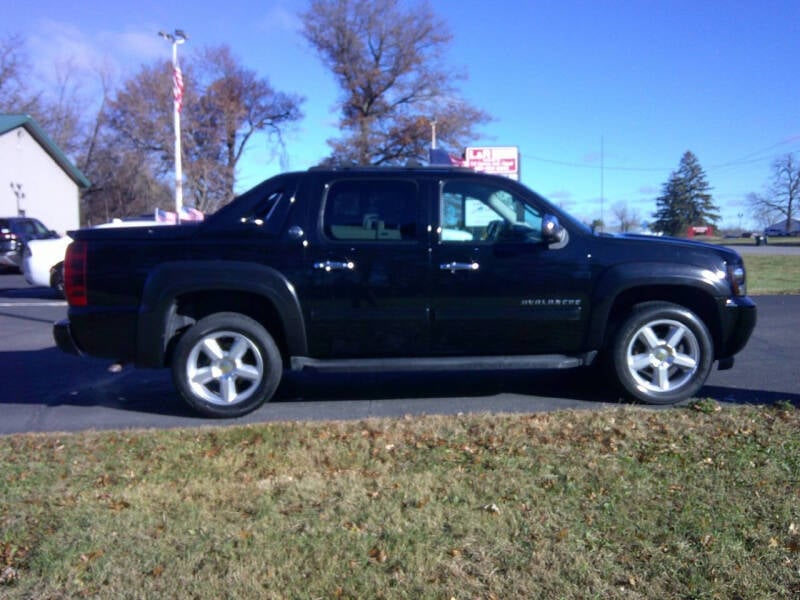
[625,318,700,394]
[185,330,264,406]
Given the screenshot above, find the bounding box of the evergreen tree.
[652,151,719,236]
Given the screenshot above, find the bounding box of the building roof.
[766,218,800,230]
[0,113,90,189]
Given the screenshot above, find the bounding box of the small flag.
[173,63,184,113]
[155,208,177,223]
[180,206,204,221]
[154,207,204,223]
[429,147,464,166]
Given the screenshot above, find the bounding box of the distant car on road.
[0,217,60,271]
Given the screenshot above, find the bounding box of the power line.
[520,137,800,174]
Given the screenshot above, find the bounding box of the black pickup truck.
[54,166,756,417]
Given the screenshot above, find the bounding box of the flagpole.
[159,29,187,223]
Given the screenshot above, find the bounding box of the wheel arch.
[588,263,726,358]
[136,261,307,368]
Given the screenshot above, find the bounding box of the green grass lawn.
[2,403,798,599]
[744,255,800,294]
[1,238,796,598]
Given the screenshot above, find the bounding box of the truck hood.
[605,232,744,265]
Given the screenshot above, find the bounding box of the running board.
[290,354,591,373]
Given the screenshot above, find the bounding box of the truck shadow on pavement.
[4,347,797,425]
[0,284,63,301]
[274,370,800,408]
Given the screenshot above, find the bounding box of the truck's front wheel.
[611,302,713,404]
[172,312,282,417]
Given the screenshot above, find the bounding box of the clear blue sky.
[6,0,800,229]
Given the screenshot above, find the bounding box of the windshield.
[448,176,593,237]
[528,189,593,235]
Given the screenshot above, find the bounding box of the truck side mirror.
[542,214,565,245]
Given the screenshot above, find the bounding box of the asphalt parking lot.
[1,269,798,434]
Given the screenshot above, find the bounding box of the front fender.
[586,261,729,349]
[136,260,307,367]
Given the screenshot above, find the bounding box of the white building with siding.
[0,114,89,234]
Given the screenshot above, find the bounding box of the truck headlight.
[726,263,746,296]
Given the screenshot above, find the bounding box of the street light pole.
[158,29,187,223]
[9,182,25,216]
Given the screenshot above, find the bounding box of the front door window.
[440,181,543,243]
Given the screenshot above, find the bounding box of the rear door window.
[323,179,420,242]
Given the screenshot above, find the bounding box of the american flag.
[155,207,204,223]
[173,63,184,113]
[429,148,465,166]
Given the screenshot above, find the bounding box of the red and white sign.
[464,146,520,180]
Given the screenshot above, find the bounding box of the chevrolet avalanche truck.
[54,166,756,417]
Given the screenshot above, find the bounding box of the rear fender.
[136,261,307,367]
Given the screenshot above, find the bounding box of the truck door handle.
[440,261,480,273]
[314,260,355,272]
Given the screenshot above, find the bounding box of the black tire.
[50,261,64,296]
[171,312,282,418]
[610,302,713,405]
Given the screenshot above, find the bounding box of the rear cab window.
[208,174,300,234]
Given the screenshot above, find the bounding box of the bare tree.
[2,36,303,222]
[611,201,640,233]
[187,46,304,210]
[0,34,43,115]
[301,0,490,165]
[748,153,799,233]
[103,45,304,213]
[81,145,171,225]
[1,34,105,223]
[105,62,181,171]
[0,35,90,159]
[79,68,172,225]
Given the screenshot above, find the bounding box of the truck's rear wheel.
[172,312,282,417]
[611,302,713,404]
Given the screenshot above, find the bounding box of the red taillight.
[64,241,88,306]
